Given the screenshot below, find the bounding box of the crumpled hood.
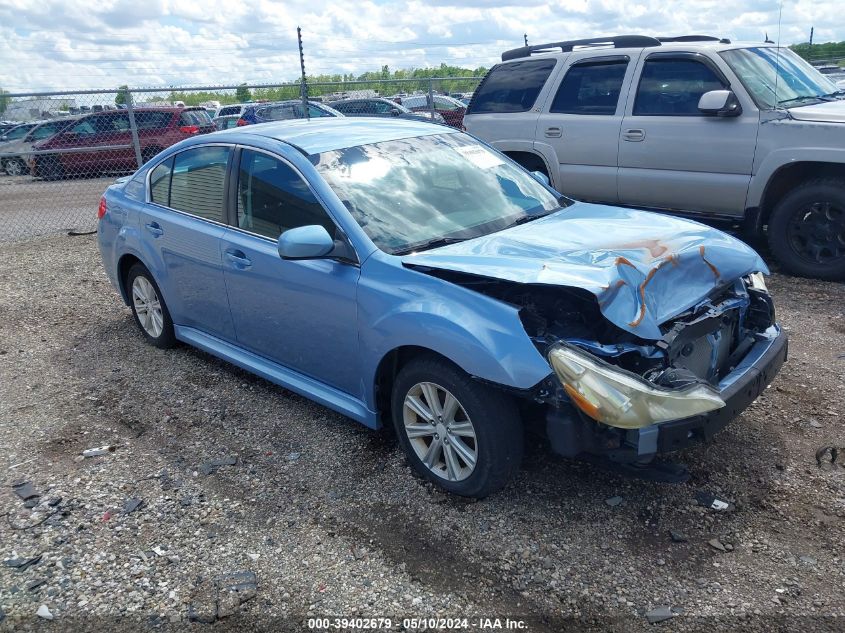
[788,99,845,123]
[402,203,768,340]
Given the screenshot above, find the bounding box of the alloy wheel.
[132,275,164,338]
[402,381,478,481]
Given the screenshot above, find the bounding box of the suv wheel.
[768,178,845,280]
[126,263,177,348]
[38,156,63,181]
[391,356,523,498]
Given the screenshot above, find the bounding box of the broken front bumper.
[546,325,788,462]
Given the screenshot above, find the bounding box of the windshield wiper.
[823,89,845,99]
[503,208,562,229]
[778,95,830,107]
[393,236,469,255]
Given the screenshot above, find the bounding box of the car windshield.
[721,47,840,109]
[314,133,566,254]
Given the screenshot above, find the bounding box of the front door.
[617,53,758,216]
[220,148,361,395]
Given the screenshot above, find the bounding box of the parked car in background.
[0,116,78,176]
[31,107,213,179]
[213,115,241,131]
[465,35,845,280]
[237,100,343,126]
[0,122,38,143]
[399,94,467,128]
[98,118,785,497]
[215,103,250,119]
[328,97,445,123]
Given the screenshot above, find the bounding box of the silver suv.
[464,35,845,280]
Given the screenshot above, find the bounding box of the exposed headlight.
[548,344,725,429]
[747,271,768,293]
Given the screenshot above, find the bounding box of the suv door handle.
[544,127,562,138]
[622,129,645,142]
[224,248,252,269]
[144,222,164,237]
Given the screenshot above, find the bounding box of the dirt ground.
[0,234,843,632]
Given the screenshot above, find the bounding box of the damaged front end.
[414,265,787,472]
[528,276,786,469]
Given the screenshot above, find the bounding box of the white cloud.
[0,0,841,92]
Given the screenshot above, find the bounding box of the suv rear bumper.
[546,326,788,462]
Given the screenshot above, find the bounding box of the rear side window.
[169,146,231,222]
[468,59,557,114]
[634,58,726,116]
[550,59,628,115]
[135,111,174,130]
[237,149,335,239]
[149,158,173,205]
[258,104,298,121]
[180,110,211,125]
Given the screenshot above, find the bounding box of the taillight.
[179,125,200,134]
[236,118,248,126]
[97,196,107,220]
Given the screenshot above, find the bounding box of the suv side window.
[169,146,231,222]
[468,59,557,114]
[136,111,173,129]
[71,119,97,136]
[634,57,726,116]
[237,149,335,239]
[550,59,628,115]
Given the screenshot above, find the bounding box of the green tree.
[0,87,8,116]
[115,85,129,107]
[236,84,252,102]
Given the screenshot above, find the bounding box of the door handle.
[144,222,164,237]
[545,127,562,138]
[224,248,252,269]
[622,129,645,142]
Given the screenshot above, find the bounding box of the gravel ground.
[0,234,843,632]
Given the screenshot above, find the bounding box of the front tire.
[391,356,523,498]
[126,263,177,349]
[767,178,845,280]
[3,158,26,176]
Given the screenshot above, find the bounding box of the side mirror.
[277,225,335,260]
[698,90,742,117]
[531,170,550,187]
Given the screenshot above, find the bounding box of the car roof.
[219,117,453,154]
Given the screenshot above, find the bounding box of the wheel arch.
[116,253,144,305]
[502,150,551,177]
[754,161,845,232]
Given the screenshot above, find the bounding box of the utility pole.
[297,26,309,119]
[809,26,814,46]
[524,33,528,47]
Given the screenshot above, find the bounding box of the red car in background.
[30,107,214,179]
[397,94,467,129]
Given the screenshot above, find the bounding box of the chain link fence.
[0,77,483,241]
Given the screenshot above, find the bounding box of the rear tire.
[767,178,845,280]
[391,355,523,498]
[37,156,63,180]
[126,263,177,349]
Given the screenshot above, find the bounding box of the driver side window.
[237,149,336,239]
[634,58,725,116]
[71,119,97,135]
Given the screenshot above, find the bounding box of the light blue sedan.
[97,118,787,497]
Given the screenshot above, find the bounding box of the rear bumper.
[546,326,788,462]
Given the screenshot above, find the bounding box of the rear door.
[464,58,559,176]
[617,52,758,216]
[140,145,236,340]
[220,147,360,394]
[535,53,635,203]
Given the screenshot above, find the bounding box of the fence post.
[427,78,436,120]
[124,88,143,168]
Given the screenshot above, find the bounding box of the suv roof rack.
[501,35,661,61]
[657,35,731,44]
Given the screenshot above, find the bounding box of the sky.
[1,0,843,93]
